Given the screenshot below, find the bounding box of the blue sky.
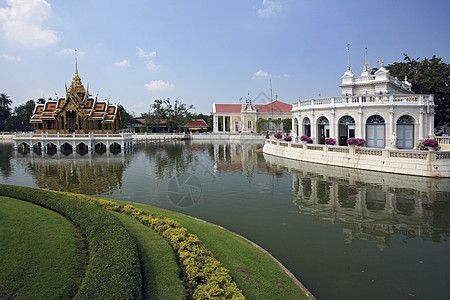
[0,0,448,115]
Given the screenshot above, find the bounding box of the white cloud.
[258,0,282,17]
[55,48,85,56]
[114,59,129,67]
[2,53,21,61]
[253,69,270,78]
[144,80,175,91]
[0,0,58,47]
[145,61,158,71]
[137,48,156,59]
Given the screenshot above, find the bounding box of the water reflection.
[264,154,450,250]
[16,150,131,195]
[144,143,197,179]
[0,142,14,177]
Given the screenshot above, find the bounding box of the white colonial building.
[291,62,435,148]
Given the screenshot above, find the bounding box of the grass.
[111,200,310,300]
[112,212,186,300]
[0,196,86,300]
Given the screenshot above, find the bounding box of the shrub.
[300,135,313,143]
[347,138,365,146]
[325,138,335,145]
[0,185,142,300]
[66,194,246,300]
[418,139,440,150]
[274,133,282,139]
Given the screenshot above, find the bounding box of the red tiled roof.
[214,101,291,113]
[185,119,208,127]
[215,104,242,113]
[255,101,292,113]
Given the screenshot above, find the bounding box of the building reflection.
[16,150,131,195]
[192,140,269,179]
[264,154,450,250]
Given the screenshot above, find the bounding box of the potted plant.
[284,134,292,142]
[300,135,313,143]
[274,132,283,139]
[347,138,365,147]
[417,139,440,151]
[325,137,336,145]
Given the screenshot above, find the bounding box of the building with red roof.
[212,100,292,132]
[184,119,209,132]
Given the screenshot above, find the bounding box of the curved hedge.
[63,192,246,299]
[0,185,142,300]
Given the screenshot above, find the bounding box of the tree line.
[1,55,447,133]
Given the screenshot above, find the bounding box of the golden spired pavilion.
[14,60,132,152]
[30,64,121,133]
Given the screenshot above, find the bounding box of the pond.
[1,140,449,300]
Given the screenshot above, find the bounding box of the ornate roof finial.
[381,60,384,68]
[347,43,351,70]
[75,49,78,75]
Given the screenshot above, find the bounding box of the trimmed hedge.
[64,193,246,300]
[0,185,142,300]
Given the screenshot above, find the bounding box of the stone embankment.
[263,139,450,177]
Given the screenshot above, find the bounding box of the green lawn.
[0,196,87,300]
[112,212,185,300]
[111,200,310,300]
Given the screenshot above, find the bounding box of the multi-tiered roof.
[30,67,120,125]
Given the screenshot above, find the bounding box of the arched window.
[366,115,385,148]
[303,117,311,137]
[317,116,329,144]
[397,115,414,149]
[338,115,356,145]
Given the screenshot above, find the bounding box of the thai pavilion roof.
[29,68,119,124]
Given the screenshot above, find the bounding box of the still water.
[1,140,449,300]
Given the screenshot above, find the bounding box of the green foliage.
[118,104,134,130]
[0,185,142,300]
[0,93,12,109]
[282,118,292,132]
[78,195,246,299]
[10,100,35,131]
[387,54,450,129]
[145,98,195,132]
[256,119,289,133]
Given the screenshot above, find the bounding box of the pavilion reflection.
[16,150,131,195]
[264,154,450,250]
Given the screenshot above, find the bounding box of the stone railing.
[264,139,450,177]
[293,94,434,110]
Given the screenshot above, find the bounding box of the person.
[265,131,269,139]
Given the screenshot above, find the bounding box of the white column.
[311,113,315,142]
[330,110,336,139]
[389,110,395,144]
[213,115,218,132]
[222,116,226,132]
[429,109,435,136]
[419,108,424,141]
[358,108,363,138]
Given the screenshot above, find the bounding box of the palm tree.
[0,93,12,108]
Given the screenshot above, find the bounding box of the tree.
[117,105,134,130]
[145,98,194,132]
[0,93,12,109]
[0,93,12,131]
[10,100,35,131]
[386,55,450,130]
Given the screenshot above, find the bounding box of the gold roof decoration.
[68,70,86,95]
[363,62,370,73]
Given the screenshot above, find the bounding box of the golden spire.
[363,62,370,73]
[68,49,86,95]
